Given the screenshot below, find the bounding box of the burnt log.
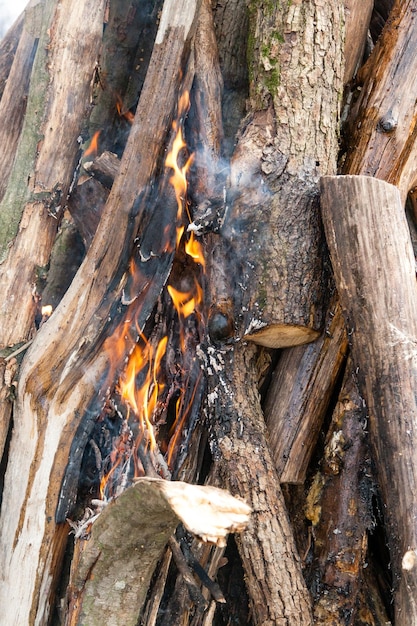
[321,174,417,624]
[0,1,202,623]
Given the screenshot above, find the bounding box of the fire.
[165,92,194,248]
[41,304,53,317]
[100,89,206,501]
[84,130,100,157]
[167,281,203,320]
[116,95,135,124]
[185,231,205,268]
[118,334,167,451]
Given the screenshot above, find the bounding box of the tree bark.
[321,174,417,624]
[222,0,344,349]
[0,2,201,623]
[65,478,250,626]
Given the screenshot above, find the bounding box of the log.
[264,297,348,483]
[208,342,314,625]
[0,10,24,99]
[0,0,106,460]
[343,0,417,200]
[305,359,370,623]
[343,0,373,83]
[65,478,250,625]
[0,9,37,204]
[221,0,344,349]
[0,2,202,623]
[320,174,417,624]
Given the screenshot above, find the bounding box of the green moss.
[0,0,57,263]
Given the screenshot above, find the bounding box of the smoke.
[0,0,26,39]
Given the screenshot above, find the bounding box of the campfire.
[1,1,417,625]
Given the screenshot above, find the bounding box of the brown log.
[0,1,202,623]
[343,0,417,200]
[305,359,370,623]
[223,0,344,348]
[208,342,314,625]
[264,298,348,484]
[0,11,24,99]
[343,0,373,83]
[320,174,417,624]
[0,0,105,461]
[65,478,250,625]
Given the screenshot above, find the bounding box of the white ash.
[244,318,267,335]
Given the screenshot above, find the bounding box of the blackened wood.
[225,0,344,348]
[321,174,417,625]
[0,2,202,623]
[305,359,370,623]
[264,298,348,484]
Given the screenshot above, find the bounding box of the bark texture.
[321,175,417,624]
[223,0,344,348]
[0,1,201,623]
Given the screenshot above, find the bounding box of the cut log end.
[245,323,320,348]
[141,477,251,547]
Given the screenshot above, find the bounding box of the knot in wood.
[377,114,397,133]
[208,302,234,344]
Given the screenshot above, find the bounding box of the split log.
[264,298,348,483]
[221,0,344,348]
[0,10,23,98]
[0,16,37,203]
[0,2,202,624]
[343,0,373,83]
[65,478,250,625]
[0,0,106,459]
[321,174,417,624]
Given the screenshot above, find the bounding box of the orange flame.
[116,95,134,124]
[84,130,100,157]
[117,334,168,452]
[167,281,203,320]
[185,231,205,268]
[165,92,194,247]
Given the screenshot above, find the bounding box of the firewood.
[65,478,250,625]
[343,0,417,199]
[343,0,373,83]
[0,1,202,623]
[223,1,344,349]
[321,174,417,624]
[0,11,23,99]
[0,0,105,459]
[264,297,348,483]
[0,20,36,204]
[305,358,371,623]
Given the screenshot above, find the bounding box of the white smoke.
[0,0,27,39]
